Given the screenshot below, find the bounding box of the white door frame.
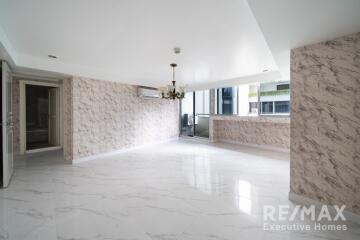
[2,61,14,187]
[19,80,63,154]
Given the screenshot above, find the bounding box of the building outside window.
[276,84,290,90]
[251,80,290,116]
[181,81,290,134]
[261,101,273,114]
[248,102,258,114]
[274,101,290,113]
[216,87,238,115]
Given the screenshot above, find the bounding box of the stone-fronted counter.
[210,116,290,149]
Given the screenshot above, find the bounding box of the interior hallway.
[0,140,359,240]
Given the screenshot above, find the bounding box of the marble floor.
[0,140,359,240]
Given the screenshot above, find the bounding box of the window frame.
[216,87,239,115]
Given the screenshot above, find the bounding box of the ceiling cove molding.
[16,53,158,87]
[187,70,283,91]
[12,72,63,82]
[247,0,360,80]
[0,25,18,65]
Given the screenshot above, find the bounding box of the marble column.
[290,32,360,214]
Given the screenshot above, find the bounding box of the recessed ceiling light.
[174,47,181,54]
[48,54,57,59]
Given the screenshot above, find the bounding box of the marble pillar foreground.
[290,32,360,214]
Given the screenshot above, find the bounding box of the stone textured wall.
[63,78,73,162]
[210,116,290,149]
[65,76,179,161]
[209,89,216,114]
[290,32,360,214]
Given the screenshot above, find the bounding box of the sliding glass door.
[194,90,210,138]
[180,92,194,137]
[180,90,210,139]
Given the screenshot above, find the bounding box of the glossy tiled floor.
[0,140,359,240]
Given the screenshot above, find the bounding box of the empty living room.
[0,0,360,239]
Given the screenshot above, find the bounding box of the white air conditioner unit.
[138,87,160,98]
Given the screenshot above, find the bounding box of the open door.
[2,61,13,188]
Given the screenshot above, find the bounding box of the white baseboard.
[289,192,360,224]
[72,137,178,164]
[215,139,290,153]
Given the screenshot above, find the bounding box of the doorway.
[20,81,62,153]
[180,90,210,139]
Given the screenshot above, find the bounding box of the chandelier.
[159,63,185,100]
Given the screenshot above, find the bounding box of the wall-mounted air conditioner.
[137,87,160,98]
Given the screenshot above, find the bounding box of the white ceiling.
[248,0,360,79]
[0,0,359,87]
[0,0,278,87]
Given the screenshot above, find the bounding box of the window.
[182,80,290,120]
[275,101,290,113]
[259,81,290,116]
[277,84,290,90]
[195,90,210,115]
[249,102,258,114]
[261,102,273,114]
[221,88,233,115]
[216,87,238,115]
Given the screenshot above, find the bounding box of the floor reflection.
[187,156,212,194]
[2,140,357,240]
[235,180,258,215]
[236,180,253,215]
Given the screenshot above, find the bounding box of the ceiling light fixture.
[174,47,181,54]
[159,63,185,100]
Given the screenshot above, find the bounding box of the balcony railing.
[248,89,290,97]
[248,92,258,97]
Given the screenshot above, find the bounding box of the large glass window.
[216,87,238,115]
[259,81,290,116]
[249,102,258,114]
[261,102,273,114]
[213,81,290,117]
[275,101,290,113]
[238,84,253,116]
[180,80,290,134]
[195,90,210,115]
